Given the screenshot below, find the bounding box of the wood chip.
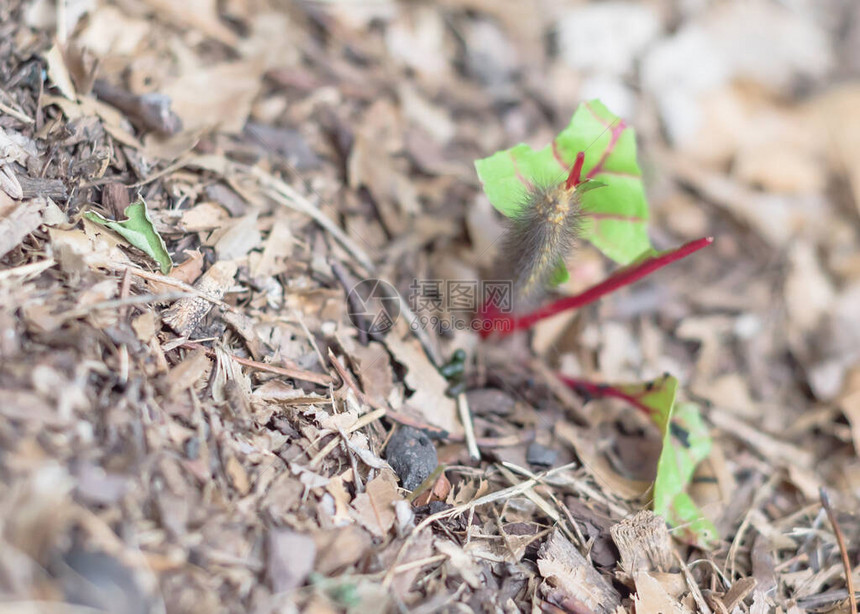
[537,530,622,614]
[162,261,237,336]
[610,510,676,576]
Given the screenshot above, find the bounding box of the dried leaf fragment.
[84,199,173,274]
[267,530,316,593]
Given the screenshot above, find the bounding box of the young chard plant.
[474,99,717,547]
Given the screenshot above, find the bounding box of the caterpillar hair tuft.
[500,153,586,305]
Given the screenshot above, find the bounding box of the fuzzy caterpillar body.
[502,179,582,303]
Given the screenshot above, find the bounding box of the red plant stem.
[558,375,653,416]
[479,236,714,338]
[566,152,586,189]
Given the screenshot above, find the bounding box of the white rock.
[578,76,636,119]
[642,25,730,146]
[643,1,834,146]
[706,0,834,91]
[557,2,662,75]
[642,25,730,95]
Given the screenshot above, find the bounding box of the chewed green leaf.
[84,199,173,273]
[612,374,717,548]
[655,402,718,547]
[612,373,678,419]
[474,99,651,268]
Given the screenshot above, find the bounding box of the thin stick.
[382,463,580,589]
[60,291,192,321]
[330,261,369,345]
[676,551,712,614]
[457,392,481,461]
[480,236,714,337]
[821,487,858,614]
[0,99,35,124]
[329,350,525,448]
[181,341,333,386]
[0,258,56,281]
[122,267,235,311]
[307,407,387,468]
[497,463,580,545]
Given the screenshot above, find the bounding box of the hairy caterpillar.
[501,152,588,304]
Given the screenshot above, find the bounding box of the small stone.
[526,442,558,468]
[384,426,438,491]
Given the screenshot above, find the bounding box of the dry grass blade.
[382,463,580,588]
[820,488,858,614]
[181,341,333,386]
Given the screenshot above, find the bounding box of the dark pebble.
[385,426,438,491]
[526,442,558,468]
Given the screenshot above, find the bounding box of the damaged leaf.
[475,99,651,270]
[84,198,173,273]
[616,375,718,547]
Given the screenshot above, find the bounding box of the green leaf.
[613,374,718,548]
[84,199,173,273]
[655,401,717,547]
[474,99,651,268]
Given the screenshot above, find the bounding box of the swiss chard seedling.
[473,99,717,547]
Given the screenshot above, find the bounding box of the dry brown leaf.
[350,470,400,537]
[267,529,316,594]
[785,242,834,333]
[412,472,451,507]
[839,365,860,457]
[0,198,48,260]
[164,61,264,134]
[44,43,77,100]
[691,374,758,419]
[435,539,482,589]
[224,455,250,495]
[250,218,294,279]
[385,334,460,436]
[325,472,355,526]
[141,0,239,47]
[313,526,372,575]
[180,202,232,233]
[633,571,692,614]
[131,310,159,343]
[76,5,150,57]
[211,212,260,261]
[809,84,860,218]
[165,349,211,396]
[555,421,651,501]
[351,341,397,407]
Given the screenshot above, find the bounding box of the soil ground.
[2,1,860,612]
